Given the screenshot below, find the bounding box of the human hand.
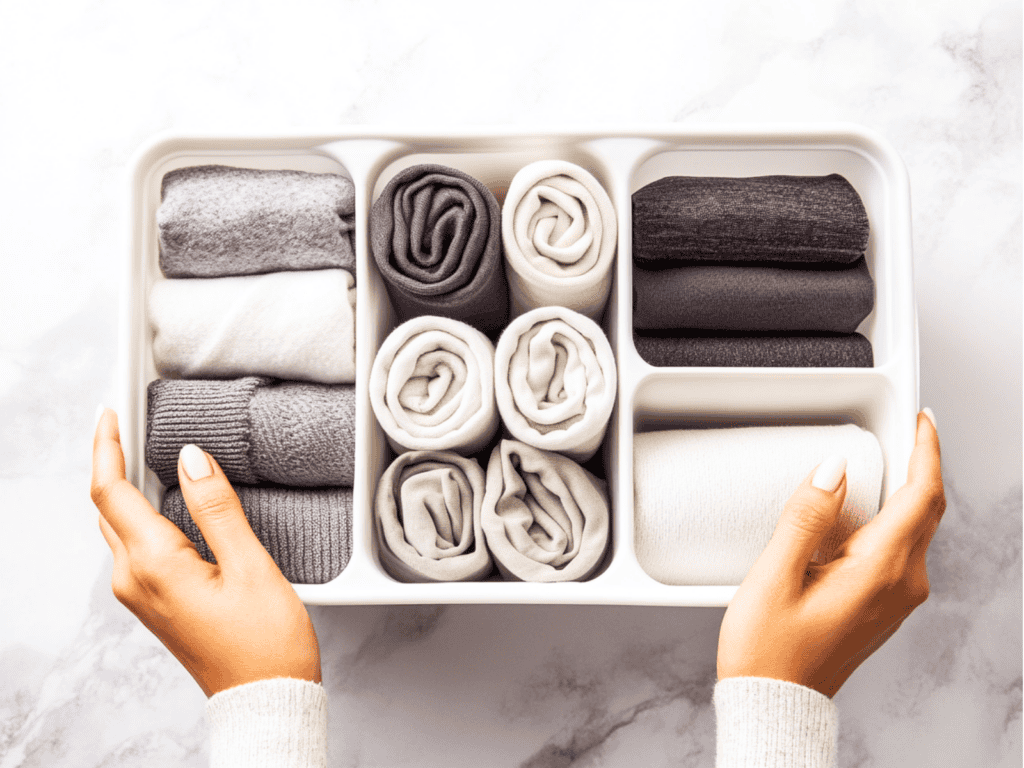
[90,407,321,696]
[717,410,944,697]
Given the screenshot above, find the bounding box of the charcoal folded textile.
[633,424,883,586]
[494,306,616,462]
[369,316,498,454]
[162,484,352,585]
[481,440,609,582]
[632,332,874,368]
[374,451,491,582]
[150,269,356,383]
[502,160,616,321]
[369,164,508,333]
[158,165,356,278]
[632,174,870,265]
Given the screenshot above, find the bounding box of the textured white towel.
[494,306,616,462]
[502,160,617,321]
[634,424,883,586]
[150,269,356,384]
[369,316,498,454]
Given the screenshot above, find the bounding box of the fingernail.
[922,407,937,430]
[812,455,847,492]
[180,444,212,481]
[94,404,105,429]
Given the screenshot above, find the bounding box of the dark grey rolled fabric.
[633,332,874,368]
[632,174,869,265]
[369,164,508,333]
[146,377,356,487]
[632,258,874,332]
[161,485,352,585]
[158,165,356,278]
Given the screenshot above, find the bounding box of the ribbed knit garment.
[632,332,874,368]
[158,165,356,279]
[146,377,356,487]
[161,485,352,585]
[369,164,508,333]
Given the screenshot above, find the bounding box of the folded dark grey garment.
[632,332,874,367]
[632,174,869,264]
[146,377,356,487]
[158,165,356,278]
[369,164,508,334]
[161,485,352,585]
[632,258,874,332]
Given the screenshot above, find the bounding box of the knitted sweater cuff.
[207,678,327,768]
[713,677,837,768]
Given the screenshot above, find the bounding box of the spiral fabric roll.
[502,160,616,321]
[369,316,498,454]
[374,451,491,582]
[632,332,874,368]
[150,269,356,384]
[369,164,508,333]
[162,485,352,585]
[633,424,884,586]
[481,440,609,582]
[494,306,616,462]
[158,165,356,278]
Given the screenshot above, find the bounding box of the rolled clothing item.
[494,306,616,462]
[161,484,352,585]
[150,269,356,384]
[502,160,617,321]
[481,440,609,582]
[374,450,491,582]
[633,424,884,586]
[633,332,874,368]
[632,258,874,332]
[632,174,870,265]
[369,316,498,455]
[369,164,508,333]
[158,165,356,278]
[146,377,356,487]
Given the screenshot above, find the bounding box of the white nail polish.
[922,407,937,430]
[180,444,212,481]
[812,455,847,492]
[94,404,105,428]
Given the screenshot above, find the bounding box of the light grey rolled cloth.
[157,165,356,278]
[161,485,352,585]
[146,377,356,487]
[633,424,883,586]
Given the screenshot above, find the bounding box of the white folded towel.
[633,424,884,586]
[494,306,616,462]
[502,160,617,321]
[369,316,498,454]
[150,269,356,384]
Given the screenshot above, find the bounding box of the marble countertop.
[0,1,1020,766]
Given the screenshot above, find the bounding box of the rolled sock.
[632,258,874,332]
[633,424,883,586]
[374,451,491,582]
[494,306,617,462]
[149,269,356,384]
[161,485,352,585]
[502,160,616,321]
[632,332,874,368]
[632,174,869,265]
[369,316,498,454]
[158,165,356,278]
[481,440,609,582]
[369,164,508,333]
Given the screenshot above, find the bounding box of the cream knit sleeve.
[714,677,838,768]
[206,678,327,768]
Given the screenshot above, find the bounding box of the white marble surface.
[0,0,1020,765]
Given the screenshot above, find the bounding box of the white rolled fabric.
[150,269,356,384]
[494,306,617,462]
[370,316,499,454]
[634,424,884,586]
[502,160,617,321]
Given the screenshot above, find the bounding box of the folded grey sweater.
[633,332,874,367]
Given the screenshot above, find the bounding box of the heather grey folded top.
[162,485,352,585]
[632,332,874,368]
[369,164,508,333]
[146,377,356,487]
[632,174,870,264]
